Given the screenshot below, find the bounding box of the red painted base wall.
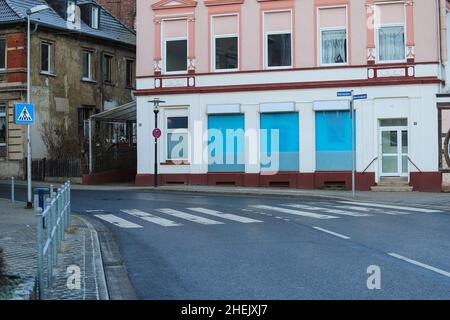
[409,172,442,192]
[135,172,377,191]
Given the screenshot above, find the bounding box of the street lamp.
[149,98,165,188]
[25,4,50,208]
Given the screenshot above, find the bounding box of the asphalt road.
[2,184,450,299]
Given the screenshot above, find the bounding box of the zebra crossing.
[90,201,442,229]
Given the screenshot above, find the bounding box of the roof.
[0,0,135,47]
[91,100,136,122]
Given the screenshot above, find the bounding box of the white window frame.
[82,49,93,80]
[161,19,188,75]
[163,108,189,162]
[0,37,6,70]
[40,41,53,74]
[317,5,348,67]
[91,6,99,29]
[0,103,6,148]
[263,9,293,70]
[211,13,240,72]
[374,4,407,64]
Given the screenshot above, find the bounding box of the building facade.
[135,0,450,192]
[0,0,136,178]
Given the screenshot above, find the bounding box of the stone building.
[0,0,136,178]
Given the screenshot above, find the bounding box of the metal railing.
[35,181,71,300]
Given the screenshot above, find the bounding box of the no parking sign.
[152,128,162,139]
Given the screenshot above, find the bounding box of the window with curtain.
[378,26,405,61]
[163,19,188,73]
[321,29,347,64]
[264,10,292,68]
[213,15,239,71]
[267,34,292,67]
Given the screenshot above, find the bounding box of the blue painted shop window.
[315,110,355,171]
[260,112,299,172]
[208,114,245,172]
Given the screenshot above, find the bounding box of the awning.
[90,100,136,122]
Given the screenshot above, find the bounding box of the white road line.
[250,205,338,220]
[335,205,412,216]
[158,208,224,225]
[335,205,372,212]
[339,201,442,213]
[121,209,182,227]
[188,208,262,223]
[86,210,105,213]
[313,227,351,240]
[94,214,143,229]
[284,204,370,217]
[388,253,450,278]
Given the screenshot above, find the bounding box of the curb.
[76,215,110,300]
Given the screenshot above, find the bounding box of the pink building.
[134,0,450,192]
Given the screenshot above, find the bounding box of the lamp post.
[149,98,165,187]
[26,5,50,208]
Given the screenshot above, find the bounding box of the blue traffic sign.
[353,94,368,100]
[15,103,35,124]
[337,91,352,97]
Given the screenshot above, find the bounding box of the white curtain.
[378,26,405,61]
[322,30,347,64]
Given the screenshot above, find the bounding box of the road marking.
[94,214,142,229]
[388,253,450,278]
[313,227,351,240]
[250,205,338,220]
[284,204,370,217]
[339,201,442,213]
[158,208,224,225]
[121,209,182,227]
[188,208,262,223]
[335,205,412,215]
[86,209,105,213]
[335,205,372,212]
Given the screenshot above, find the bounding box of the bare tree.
[40,120,81,160]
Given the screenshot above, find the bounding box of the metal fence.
[93,149,136,173]
[25,158,83,180]
[35,181,71,299]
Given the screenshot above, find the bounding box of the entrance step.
[371,185,413,192]
[371,177,413,192]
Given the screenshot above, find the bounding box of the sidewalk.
[1,179,448,208]
[0,198,108,300]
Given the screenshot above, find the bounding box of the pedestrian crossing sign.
[15,103,35,124]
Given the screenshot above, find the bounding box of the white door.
[380,126,408,177]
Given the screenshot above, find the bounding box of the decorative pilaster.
[154,18,162,75]
[366,3,376,65]
[405,0,415,62]
[187,16,196,73]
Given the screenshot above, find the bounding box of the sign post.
[15,103,35,208]
[337,91,367,197]
[149,98,165,188]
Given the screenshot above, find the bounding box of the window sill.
[161,160,190,166]
[82,78,97,84]
[40,71,56,77]
[103,81,115,87]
